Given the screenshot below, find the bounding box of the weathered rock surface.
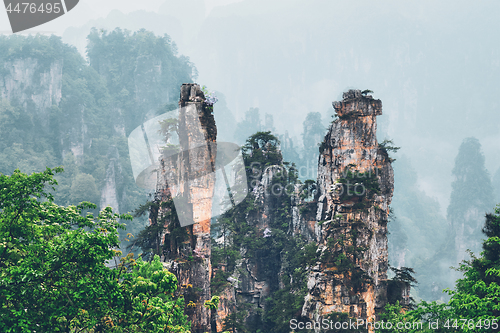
[213,164,284,329]
[302,90,394,325]
[0,58,63,122]
[155,88,396,331]
[0,57,129,209]
[156,83,216,332]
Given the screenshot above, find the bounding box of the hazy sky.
[0,0,244,33]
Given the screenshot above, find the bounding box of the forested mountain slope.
[0,30,195,240]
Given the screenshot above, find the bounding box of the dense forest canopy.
[0,168,191,332]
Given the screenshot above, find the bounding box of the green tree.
[69,172,100,205]
[241,131,282,169]
[378,204,500,333]
[446,204,500,332]
[0,168,190,332]
[377,301,456,333]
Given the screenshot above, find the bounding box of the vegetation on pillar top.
[241,131,283,168]
[332,89,383,119]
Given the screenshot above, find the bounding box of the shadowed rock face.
[213,164,291,330]
[302,90,394,327]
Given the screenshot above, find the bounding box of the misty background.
[1,0,499,301]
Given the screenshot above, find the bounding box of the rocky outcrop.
[213,164,282,330]
[209,90,395,332]
[152,88,395,331]
[302,90,394,326]
[0,58,63,123]
[155,83,217,333]
[100,146,124,214]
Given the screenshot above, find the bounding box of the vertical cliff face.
[156,83,216,333]
[0,58,63,118]
[302,90,394,324]
[100,146,125,214]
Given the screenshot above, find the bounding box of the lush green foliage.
[211,132,318,332]
[241,131,282,168]
[378,204,500,332]
[445,204,500,332]
[0,168,190,332]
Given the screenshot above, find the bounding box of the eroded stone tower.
[302,90,394,327]
[155,83,217,332]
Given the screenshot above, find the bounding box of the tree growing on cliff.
[0,168,190,332]
[241,131,282,169]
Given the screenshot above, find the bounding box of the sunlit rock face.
[302,90,394,327]
[155,83,217,333]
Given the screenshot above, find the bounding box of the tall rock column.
[302,90,394,328]
[156,83,217,332]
